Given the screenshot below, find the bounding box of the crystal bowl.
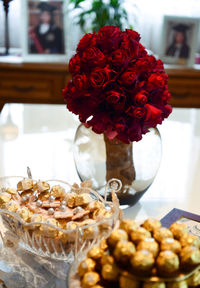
[0,176,120,261]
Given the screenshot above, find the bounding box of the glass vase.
[73,124,162,208]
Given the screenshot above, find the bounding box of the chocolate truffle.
[142,218,161,233]
[130,227,151,244]
[78,258,96,276]
[114,240,136,264]
[154,228,173,243]
[130,249,155,273]
[101,263,119,281]
[170,222,188,239]
[160,238,181,254]
[180,246,200,267]
[137,238,159,257]
[82,271,100,288]
[156,250,180,275]
[108,229,128,247]
[180,234,200,248]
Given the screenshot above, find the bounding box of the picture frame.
[21,0,68,62]
[161,208,200,238]
[160,16,200,67]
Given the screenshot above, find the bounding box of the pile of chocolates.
[75,218,200,288]
[0,178,113,243]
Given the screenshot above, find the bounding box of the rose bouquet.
[63,26,172,192]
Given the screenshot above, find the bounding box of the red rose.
[119,70,137,86]
[106,91,121,103]
[63,81,77,100]
[120,30,141,58]
[162,90,171,102]
[134,91,148,105]
[73,74,88,90]
[126,106,146,119]
[147,73,167,90]
[144,104,162,126]
[69,54,81,76]
[82,47,105,67]
[125,29,141,42]
[106,90,126,110]
[109,49,128,68]
[90,66,111,88]
[77,32,96,53]
[97,26,121,51]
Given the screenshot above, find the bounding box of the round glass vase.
[73,124,162,208]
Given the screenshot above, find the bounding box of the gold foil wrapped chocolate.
[39,218,59,237]
[18,207,32,222]
[156,250,179,275]
[180,246,200,267]
[66,192,77,208]
[86,201,104,212]
[5,200,20,213]
[101,263,119,281]
[160,238,181,254]
[108,229,128,247]
[114,240,136,264]
[17,179,33,191]
[87,246,104,261]
[130,227,151,244]
[154,228,174,243]
[119,219,138,234]
[137,238,159,257]
[99,239,108,251]
[119,273,140,288]
[75,193,92,206]
[180,234,200,248]
[142,218,161,233]
[143,282,166,288]
[0,192,11,206]
[167,280,188,288]
[81,271,100,288]
[170,222,188,239]
[100,255,115,266]
[130,249,155,273]
[5,188,17,195]
[35,181,50,193]
[187,269,200,286]
[78,258,96,277]
[50,185,65,198]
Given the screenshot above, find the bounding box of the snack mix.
[74,218,200,288]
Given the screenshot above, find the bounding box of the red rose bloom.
[119,70,137,86]
[109,49,128,68]
[134,91,148,105]
[69,54,81,76]
[73,74,88,90]
[82,47,105,67]
[77,32,96,53]
[90,66,111,88]
[63,26,172,143]
[97,26,121,52]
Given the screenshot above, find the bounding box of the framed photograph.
[21,0,68,62]
[160,16,200,66]
[161,208,200,238]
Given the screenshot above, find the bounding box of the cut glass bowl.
[0,176,120,261]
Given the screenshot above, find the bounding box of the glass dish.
[0,176,120,261]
